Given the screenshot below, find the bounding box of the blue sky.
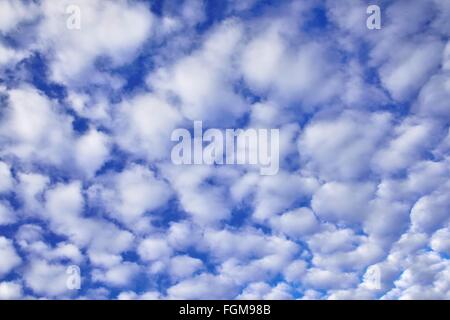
[0,0,450,299]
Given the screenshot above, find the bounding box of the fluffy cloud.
[88,164,172,229]
[1,0,450,300]
[114,94,183,162]
[0,87,74,167]
[0,281,23,300]
[312,181,375,225]
[0,237,21,277]
[37,0,153,85]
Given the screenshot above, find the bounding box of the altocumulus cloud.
[0,0,450,300]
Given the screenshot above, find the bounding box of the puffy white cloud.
[0,237,21,277]
[204,227,298,263]
[16,172,49,216]
[414,71,450,120]
[270,207,319,239]
[114,94,183,162]
[0,281,23,300]
[378,39,444,101]
[89,164,172,228]
[0,201,15,225]
[373,117,438,175]
[382,252,450,299]
[117,290,160,300]
[16,225,83,264]
[238,282,293,300]
[240,23,344,107]
[23,259,70,297]
[283,260,308,284]
[299,111,392,180]
[167,220,203,251]
[169,255,203,280]
[161,165,234,225]
[312,181,375,225]
[138,237,173,262]
[430,228,450,255]
[92,262,140,287]
[303,268,358,290]
[251,170,319,221]
[410,185,450,234]
[0,87,74,167]
[1,0,450,301]
[75,129,110,178]
[149,19,247,125]
[0,0,39,33]
[44,181,134,257]
[167,273,239,299]
[37,0,153,85]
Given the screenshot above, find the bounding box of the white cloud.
[114,94,183,162]
[410,185,450,234]
[430,228,450,255]
[0,87,74,167]
[373,117,437,174]
[149,19,247,125]
[0,237,21,277]
[138,237,172,262]
[303,268,358,290]
[89,164,171,228]
[299,111,392,180]
[0,281,23,300]
[167,273,239,299]
[270,207,319,239]
[161,165,233,225]
[44,181,134,257]
[92,262,140,287]
[378,39,444,101]
[0,201,15,225]
[0,0,38,33]
[169,255,203,280]
[23,259,70,297]
[240,23,344,107]
[238,282,293,300]
[0,162,13,193]
[75,129,110,178]
[312,181,375,225]
[1,0,450,300]
[37,0,153,85]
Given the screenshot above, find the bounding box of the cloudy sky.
[0,0,450,300]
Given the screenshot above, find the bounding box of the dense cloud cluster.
[0,0,449,299]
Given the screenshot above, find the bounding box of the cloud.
[0,201,15,225]
[88,164,172,229]
[23,259,70,297]
[149,19,247,125]
[74,129,110,179]
[312,181,375,225]
[299,111,392,180]
[269,207,319,239]
[0,281,23,300]
[1,0,450,300]
[114,94,183,162]
[167,273,239,299]
[0,87,74,167]
[0,161,14,193]
[37,0,153,85]
[0,0,39,33]
[0,237,21,277]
